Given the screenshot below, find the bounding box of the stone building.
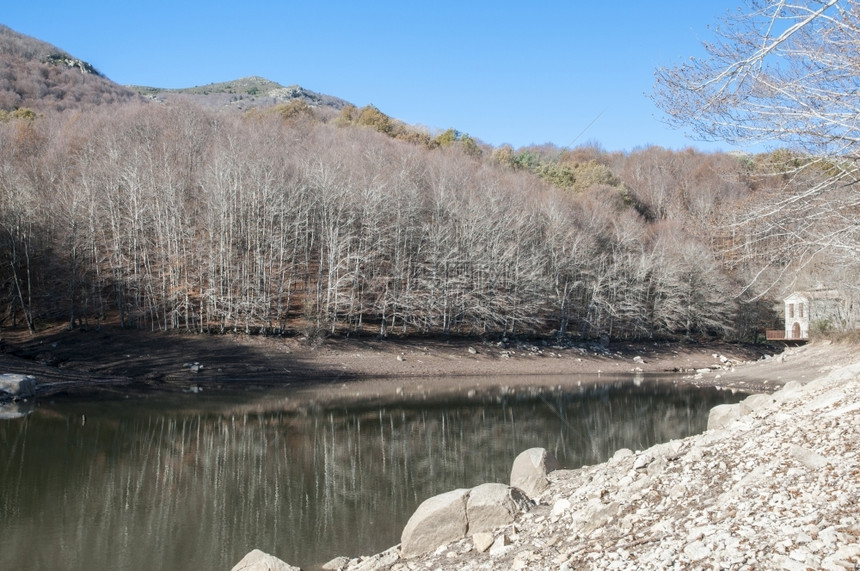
[768,289,843,341]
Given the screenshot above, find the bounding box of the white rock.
[489,535,513,557]
[551,498,571,518]
[400,489,469,558]
[510,448,561,499]
[789,445,829,470]
[472,532,494,553]
[633,454,653,470]
[466,483,532,535]
[323,555,350,569]
[683,541,710,561]
[707,402,745,430]
[230,549,300,571]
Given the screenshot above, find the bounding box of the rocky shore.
[234,343,859,571]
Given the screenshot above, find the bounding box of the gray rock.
[466,483,532,535]
[0,374,36,399]
[230,549,300,571]
[400,488,469,558]
[742,392,776,412]
[510,448,561,499]
[612,448,634,461]
[577,500,619,534]
[707,402,745,430]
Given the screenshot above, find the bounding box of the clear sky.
[3,1,749,153]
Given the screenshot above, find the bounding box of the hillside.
[0,24,138,111]
[130,75,352,113]
[0,25,348,116]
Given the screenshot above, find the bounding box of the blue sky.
[4,2,749,152]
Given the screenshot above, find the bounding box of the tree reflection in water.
[0,377,744,570]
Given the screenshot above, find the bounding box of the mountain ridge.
[0,24,350,114]
[130,75,352,112]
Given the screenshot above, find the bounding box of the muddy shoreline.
[1,325,854,407]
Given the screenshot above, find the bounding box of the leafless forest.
[0,25,854,342]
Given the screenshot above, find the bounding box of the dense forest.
[0,25,856,342]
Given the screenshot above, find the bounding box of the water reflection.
[0,377,744,570]
[0,400,34,419]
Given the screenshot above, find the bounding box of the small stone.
[789,445,829,470]
[683,541,710,561]
[489,535,512,557]
[633,454,653,470]
[551,498,571,518]
[472,532,494,553]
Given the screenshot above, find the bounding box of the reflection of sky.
[0,380,745,570]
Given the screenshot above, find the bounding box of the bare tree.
[655,0,860,312]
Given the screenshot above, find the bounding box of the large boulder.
[707,403,745,430]
[708,391,781,431]
[400,488,470,558]
[0,374,36,399]
[400,483,533,558]
[230,549,300,571]
[510,447,560,499]
[466,483,532,534]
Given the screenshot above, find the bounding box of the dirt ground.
[1,324,856,407]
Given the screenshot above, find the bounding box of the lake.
[0,375,745,570]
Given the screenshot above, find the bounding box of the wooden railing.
[766,329,808,341]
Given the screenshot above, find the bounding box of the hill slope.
[0,24,138,111]
[0,25,349,116]
[130,75,352,112]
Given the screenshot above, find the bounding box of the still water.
[0,375,745,570]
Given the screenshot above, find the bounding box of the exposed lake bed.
[0,324,782,404]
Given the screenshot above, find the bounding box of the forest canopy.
[1,100,838,342]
